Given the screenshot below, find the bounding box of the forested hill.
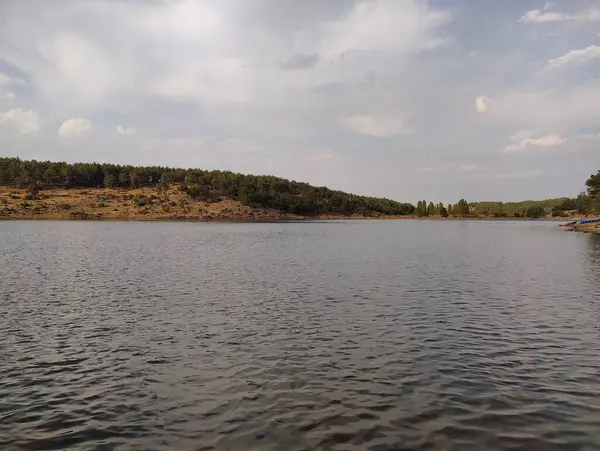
[0,157,415,216]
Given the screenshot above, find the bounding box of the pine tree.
[427,202,435,216]
[103,174,115,188]
[457,199,469,216]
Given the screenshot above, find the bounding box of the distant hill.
[2,157,596,220]
[470,197,590,218]
[0,157,415,217]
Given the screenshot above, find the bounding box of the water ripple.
[1,220,600,450]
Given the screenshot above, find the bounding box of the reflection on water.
[1,220,600,451]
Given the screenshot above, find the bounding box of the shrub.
[25,185,41,200]
[133,194,153,207]
[525,206,545,218]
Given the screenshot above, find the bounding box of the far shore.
[0,215,573,222]
[1,185,596,233]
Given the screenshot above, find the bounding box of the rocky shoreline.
[563,222,600,235]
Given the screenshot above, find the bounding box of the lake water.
[1,220,600,451]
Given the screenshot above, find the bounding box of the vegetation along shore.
[0,158,598,233]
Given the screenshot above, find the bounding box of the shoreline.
[2,211,595,234]
[564,223,600,235]
[0,215,573,223]
[0,186,594,232]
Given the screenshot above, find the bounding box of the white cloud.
[519,8,600,23]
[504,134,565,153]
[58,118,92,138]
[148,57,251,105]
[0,73,27,86]
[1,92,17,101]
[509,129,539,142]
[308,0,452,58]
[518,10,570,23]
[116,125,136,135]
[131,0,221,39]
[41,33,135,106]
[341,114,409,137]
[544,45,600,71]
[0,0,453,122]
[0,108,40,136]
[475,95,486,113]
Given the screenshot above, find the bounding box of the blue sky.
[0,0,599,203]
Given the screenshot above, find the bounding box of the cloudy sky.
[1,0,599,202]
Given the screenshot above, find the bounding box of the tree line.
[0,157,415,216]
[470,171,599,219]
[1,158,597,218]
[415,199,470,218]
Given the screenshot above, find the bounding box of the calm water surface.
[1,220,600,451]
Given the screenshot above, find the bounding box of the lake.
[1,220,600,451]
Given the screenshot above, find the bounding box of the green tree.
[586,171,600,197]
[575,192,591,215]
[456,198,469,216]
[416,200,424,217]
[427,202,435,216]
[586,171,600,213]
[118,172,128,187]
[104,174,115,188]
[525,206,545,218]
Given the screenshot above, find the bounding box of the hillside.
[0,157,415,219]
[1,158,597,222]
[0,185,305,221]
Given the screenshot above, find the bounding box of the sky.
[0,0,599,203]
